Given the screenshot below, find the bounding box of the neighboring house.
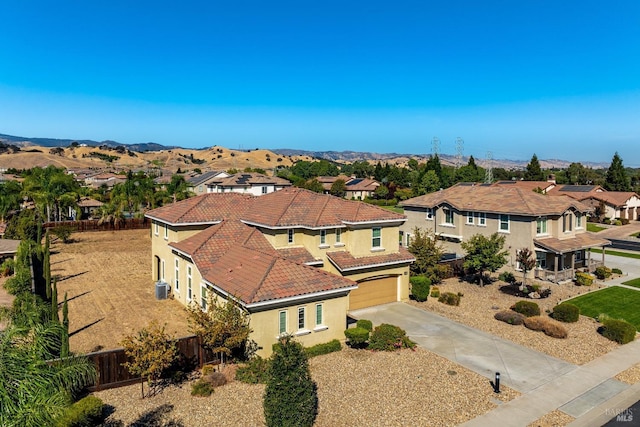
[205,172,291,196]
[317,175,381,199]
[145,188,413,356]
[85,173,126,188]
[0,239,20,263]
[399,183,610,284]
[546,185,640,222]
[69,197,104,220]
[186,170,229,195]
[493,179,557,194]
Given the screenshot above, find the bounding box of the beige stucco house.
[399,183,610,283]
[546,185,640,222]
[204,172,291,196]
[145,188,413,357]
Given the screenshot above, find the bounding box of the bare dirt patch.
[95,347,519,427]
[408,278,619,365]
[51,229,191,353]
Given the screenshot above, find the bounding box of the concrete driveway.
[349,303,576,393]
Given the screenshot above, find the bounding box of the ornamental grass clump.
[494,310,526,325]
[523,316,568,339]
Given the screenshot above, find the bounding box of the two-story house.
[205,172,291,196]
[399,183,610,283]
[546,185,640,222]
[145,188,413,356]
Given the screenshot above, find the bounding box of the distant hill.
[0,133,176,152]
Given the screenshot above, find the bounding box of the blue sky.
[1,1,639,166]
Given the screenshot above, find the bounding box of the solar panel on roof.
[236,174,252,184]
[348,178,363,185]
[497,181,517,185]
[559,185,595,192]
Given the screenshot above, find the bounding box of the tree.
[121,320,178,398]
[516,248,536,286]
[51,278,59,323]
[44,231,51,299]
[61,293,70,358]
[604,152,631,191]
[407,227,444,277]
[373,184,389,200]
[329,179,347,198]
[420,170,441,194]
[186,295,253,361]
[263,335,317,427]
[0,322,97,427]
[461,233,509,286]
[304,179,324,193]
[524,154,544,181]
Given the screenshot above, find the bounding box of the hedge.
[601,319,637,344]
[304,339,342,358]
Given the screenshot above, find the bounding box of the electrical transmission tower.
[455,137,464,168]
[484,151,494,183]
[431,137,440,157]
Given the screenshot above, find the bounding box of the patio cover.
[534,233,610,255]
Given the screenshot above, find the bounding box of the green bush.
[344,327,370,348]
[620,218,630,225]
[595,266,612,280]
[356,319,373,332]
[552,303,580,323]
[368,323,415,351]
[603,218,611,225]
[304,339,341,358]
[498,271,516,284]
[428,264,452,284]
[52,225,74,243]
[430,286,440,298]
[0,258,15,277]
[235,356,271,384]
[410,275,431,302]
[575,272,594,286]
[601,319,637,344]
[191,378,215,396]
[56,396,104,427]
[438,292,460,306]
[3,266,31,295]
[494,310,525,325]
[612,268,623,275]
[511,300,541,317]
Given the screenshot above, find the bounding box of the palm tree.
[0,322,97,427]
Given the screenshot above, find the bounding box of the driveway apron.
[349,302,577,393]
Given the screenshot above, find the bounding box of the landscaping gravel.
[527,410,575,427]
[616,363,640,385]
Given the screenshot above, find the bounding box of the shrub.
[552,303,580,323]
[304,339,341,358]
[494,310,525,325]
[235,356,271,384]
[620,218,630,225]
[595,266,613,280]
[601,319,637,344]
[603,218,611,225]
[438,292,460,306]
[410,275,431,302]
[191,378,215,396]
[201,364,216,376]
[612,268,623,275]
[56,395,104,427]
[52,225,74,243]
[511,300,540,317]
[498,271,516,284]
[523,316,568,338]
[203,371,228,388]
[428,264,452,284]
[430,286,440,298]
[0,258,14,277]
[356,319,373,332]
[368,323,415,351]
[344,327,370,348]
[575,272,594,286]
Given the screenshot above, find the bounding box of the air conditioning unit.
[155,281,168,300]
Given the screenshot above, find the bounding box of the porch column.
[571,252,575,270]
[587,249,592,273]
[554,255,559,275]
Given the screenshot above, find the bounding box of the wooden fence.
[86,335,219,392]
[44,218,150,232]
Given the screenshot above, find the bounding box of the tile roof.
[186,170,226,186]
[546,185,639,207]
[534,233,611,254]
[145,193,254,225]
[242,187,406,228]
[77,197,103,208]
[493,180,556,193]
[275,247,322,264]
[326,247,415,272]
[346,178,380,191]
[209,172,291,187]
[400,183,591,216]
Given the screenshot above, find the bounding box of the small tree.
[524,154,544,181]
[44,231,51,299]
[52,225,74,244]
[121,321,178,398]
[329,179,347,198]
[461,233,509,286]
[263,335,317,427]
[51,278,59,323]
[407,227,444,277]
[186,295,253,362]
[516,248,536,286]
[61,292,70,357]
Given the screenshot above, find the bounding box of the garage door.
[349,276,397,310]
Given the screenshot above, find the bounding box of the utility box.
[155,281,168,300]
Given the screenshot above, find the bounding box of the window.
[198,185,203,193]
[187,266,192,301]
[335,228,342,243]
[298,307,305,330]
[372,227,381,248]
[477,212,486,226]
[174,258,180,291]
[576,251,582,261]
[261,186,268,194]
[279,310,287,335]
[315,304,323,326]
[154,222,159,235]
[164,224,168,239]
[201,285,208,310]
[444,209,454,225]
[536,217,548,235]
[320,230,327,245]
[499,214,510,232]
[576,213,583,228]
[287,229,294,244]
[425,208,434,220]
[466,211,474,225]
[536,252,546,269]
[563,212,573,232]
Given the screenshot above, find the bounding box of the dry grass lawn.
[50,229,191,353]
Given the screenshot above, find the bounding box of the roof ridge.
[314,192,332,226]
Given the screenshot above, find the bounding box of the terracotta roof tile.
[211,172,291,187]
[276,247,322,264]
[327,247,415,272]
[146,193,254,224]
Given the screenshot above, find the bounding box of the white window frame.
[261,186,268,194]
[198,185,203,193]
[320,229,327,245]
[477,212,486,226]
[174,258,180,291]
[576,212,583,228]
[278,310,287,335]
[425,208,434,220]
[187,265,193,301]
[575,251,582,261]
[536,217,548,235]
[466,211,474,225]
[444,209,454,225]
[298,307,305,330]
[315,303,323,326]
[499,214,510,232]
[200,284,208,310]
[154,222,159,235]
[536,252,547,269]
[335,228,342,244]
[164,224,168,240]
[372,227,382,248]
[287,228,294,244]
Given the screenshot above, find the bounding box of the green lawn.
[587,223,607,232]
[590,248,640,260]
[622,278,640,289]
[568,287,640,330]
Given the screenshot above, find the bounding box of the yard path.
[595,221,640,240]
